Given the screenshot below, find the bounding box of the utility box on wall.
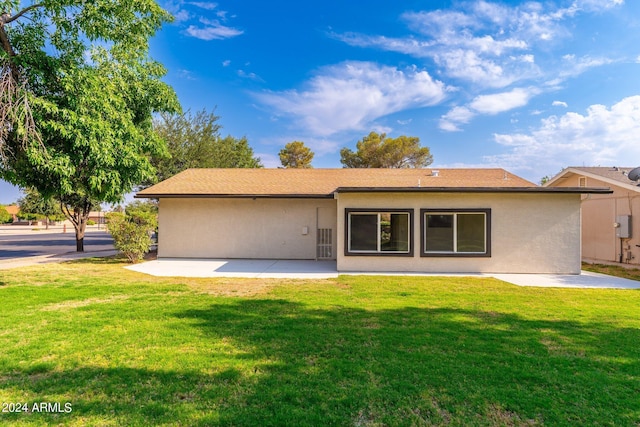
[616,215,632,238]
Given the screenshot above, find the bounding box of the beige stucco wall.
[550,175,640,264]
[158,198,337,259]
[158,192,582,273]
[336,192,582,274]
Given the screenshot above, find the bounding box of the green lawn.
[1,259,639,426]
[583,262,640,282]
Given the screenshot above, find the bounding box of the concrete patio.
[125,258,640,289]
[126,258,339,279]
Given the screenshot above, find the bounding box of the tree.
[279,141,314,168]
[17,188,64,229]
[151,110,262,182]
[0,206,10,223]
[340,131,433,168]
[125,200,158,217]
[0,1,179,251]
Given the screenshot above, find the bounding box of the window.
[346,209,413,256]
[578,177,587,187]
[421,209,490,257]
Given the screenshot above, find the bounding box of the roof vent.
[628,167,640,182]
[431,170,439,177]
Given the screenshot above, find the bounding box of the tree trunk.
[61,200,91,253]
[74,215,88,252]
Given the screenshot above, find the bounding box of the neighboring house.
[88,211,107,225]
[4,205,19,222]
[545,166,640,265]
[136,168,609,274]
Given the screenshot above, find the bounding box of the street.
[0,226,115,259]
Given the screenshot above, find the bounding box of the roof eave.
[335,186,613,194]
[135,186,613,198]
[134,193,335,199]
[545,167,640,192]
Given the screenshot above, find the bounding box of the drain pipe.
[620,238,624,263]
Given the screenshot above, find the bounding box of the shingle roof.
[566,167,639,186]
[543,166,640,193]
[136,168,544,198]
[4,205,19,215]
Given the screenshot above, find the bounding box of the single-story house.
[136,168,610,274]
[544,166,640,265]
[4,205,19,222]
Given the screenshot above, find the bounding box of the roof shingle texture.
[567,167,639,186]
[137,168,537,197]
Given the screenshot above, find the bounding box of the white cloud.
[574,0,625,12]
[188,2,219,10]
[486,95,640,177]
[173,10,191,23]
[440,88,535,131]
[435,49,513,88]
[559,54,613,78]
[552,100,568,107]
[469,88,535,114]
[519,54,535,63]
[222,59,231,67]
[237,69,263,82]
[176,69,196,80]
[439,106,476,131]
[163,1,242,40]
[335,0,620,89]
[185,18,243,40]
[331,33,432,58]
[255,62,450,136]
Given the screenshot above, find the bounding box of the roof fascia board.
[134,193,334,199]
[335,186,612,194]
[135,186,613,199]
[545,168,640,192]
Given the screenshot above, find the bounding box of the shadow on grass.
[65,250,156,266]
[63,255,124,265]
[2,300,639,425]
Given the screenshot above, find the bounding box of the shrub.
[18,212,38,221]
[106,211,157,263]
[0,206,10,224]
[87,220,96,226]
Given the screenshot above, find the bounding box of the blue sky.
[2,0,640,203]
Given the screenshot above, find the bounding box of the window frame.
[420,208,491,257]
[344,208,414,257]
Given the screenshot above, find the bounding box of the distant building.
[4,205,19,222]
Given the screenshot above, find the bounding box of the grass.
[0,259,639,426]
[583,262,640,281]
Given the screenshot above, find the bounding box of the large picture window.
[346,209,413,256]
[421,209,490,257]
